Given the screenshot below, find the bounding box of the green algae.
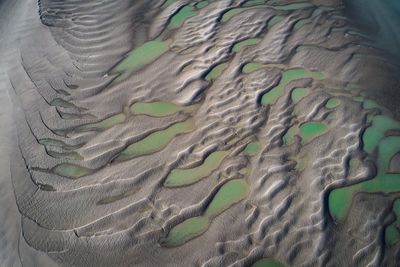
[161,216,210,247]
[282,68,324,83]
[385,224,400,246]
[385,199,400,246]
[294,18,311,30]
[363,99,380,109]
[40,139,83,160]
[97,187,139,205]
[261,86,284,106]
[59,112,96,120]
[261,68,324,106]
[164,150,229,187]
[50,98,77,109]
[353,96,364,102]
[291,87,310,103]
[376,136,400,174]
[52,163,92,178]
[222,8,248,22]
[299,121,328,144]
[243,0,266,7]
[130,101,196,117]
[328,188,352,222]
[47,150,83,161]
[195,1,208,9]
[294,157,307,172]
[327,111,400,222]
[283,125,297,145]
[114,119,194,162]
[162,179,249,247]
[242,63,265,74]
[37,183,56,191]
[168,5,196,29]
[77,113,126,131]
[394,199,400,217]
[205,63,228,81]
[114,40,169,81]
[39,138,68,148]
[232,38,261,52]
[329,135,400,222]
[325,98,339,109]
[243,142,261,155]
[312,8,324,17]
[252,258,286,267]
[273,3,313,11]
[39,138,79,150]
[162,0,177,8]
[329,173,400,222]
[204,179,249,217]
[363,115,400,154]
[268,16,284,27]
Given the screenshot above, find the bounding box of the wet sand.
[1,0,400,266]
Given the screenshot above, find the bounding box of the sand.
[1,0,400,266]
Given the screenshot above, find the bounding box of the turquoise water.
[344,0,400,59]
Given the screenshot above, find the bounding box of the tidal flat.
[1,0,400,266]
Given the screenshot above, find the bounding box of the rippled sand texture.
[7,0,400,266]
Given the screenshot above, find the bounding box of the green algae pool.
[385,223,400,246]
[50,98,78,109]
[385,199,400,246]
[261,68,324,106]
[362,115,400,154]
[327,96,400,250]
[205,63,228,81]
[47,150,83,161]
[222,8,250,22]
[299,121,328,144]
[114,119,195,162]
[243,0,266,7]
[243,142,261,155]
[97,187,139,205]
[162,179,249,247]
[195,1,208,9]
[130,101,196,117]
[325,98,339,109]
[283,125,297,145]
[77,113,126,132]
[59,112,96,120]
[204,179,249,217]
[232,38,261,52]
[162,0,177,8]
[291,87,310,103]
[268,16,284,27]
[329,135,400,221]
[252,258,286,267]
[242,63,265,74]
[363,99,380,109]
[329,108,400,222]
[164,150,229,187]
[161,216,209,247]
[294,18,311,30]
[52,163,92,178]
[39,138,80,151]
[273,2,313,11]
[113,40,169,81]
[168,5,196,29]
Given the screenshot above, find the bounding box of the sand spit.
[1,0,400,266]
